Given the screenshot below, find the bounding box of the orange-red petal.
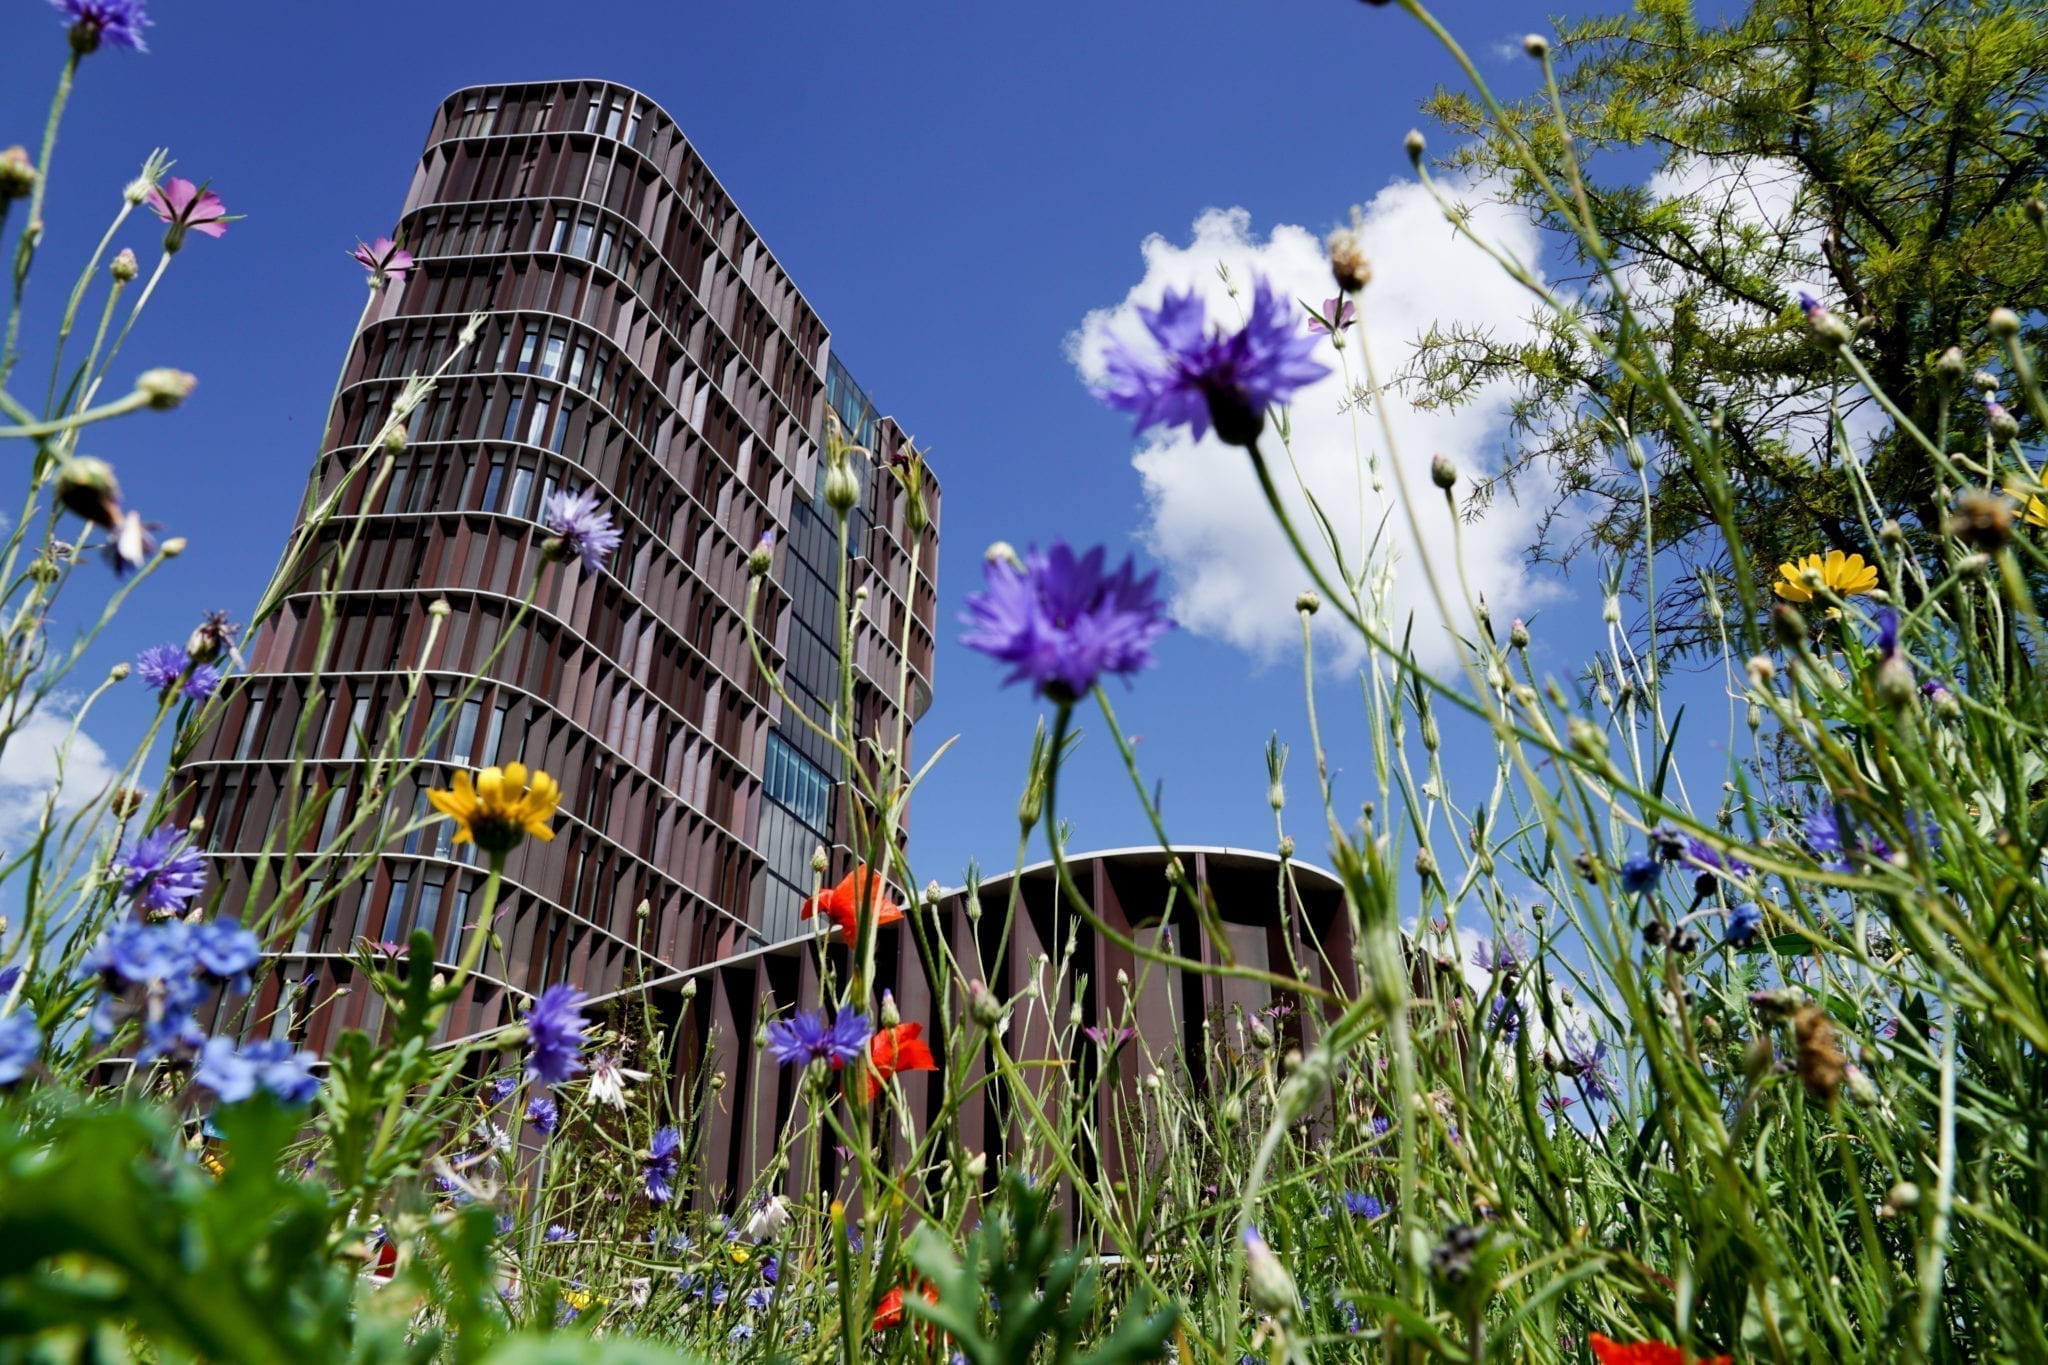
[1588,1335,1730,1365]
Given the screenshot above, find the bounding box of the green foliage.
[904,1172,1176,1365]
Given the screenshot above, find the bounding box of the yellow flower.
[729,1245,752,1265]
[560,1288,593,1312]
[1774,550,1878,603]
[2025,495,2048,529]
[426,763,561,856]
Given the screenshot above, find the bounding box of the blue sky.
[0,1,1746,895]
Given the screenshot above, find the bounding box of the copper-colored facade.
[178,82,939,1060]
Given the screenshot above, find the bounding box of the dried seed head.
[1792,1003,1846,1104]
[1327,226,1372,294]
[1946,489,2014,552]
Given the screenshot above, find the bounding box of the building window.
[381,876,411,945]
[451,698,482,763]
[481,456,506,510]
[506,464,535,519]
[764,730,831,831]
[234,687,267,761]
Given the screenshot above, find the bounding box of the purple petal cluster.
[764,1009,870,1068]
[542,488,621,574]
[526,1091,559,1136]
[642,1125,682,1203]
[523,984,590,1086]
[1471,933,1526,976]
[194,1035,321,1105]
[82,914,257,1062]
[0,1010,41,1086]
[1092,277,1329,447]
[115,825,208,914]
[1725,902,1765,946]
[351,237,415,284]
[50,0,149,52]
[1618,854,1661,895]
[960,541,1174,701]
[136,643,221,701]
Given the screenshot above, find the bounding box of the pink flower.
[1306,296,1357,334]
[351,236,414,285]
[146,177,228,249]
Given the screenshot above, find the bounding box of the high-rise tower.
[177,83,939,1076]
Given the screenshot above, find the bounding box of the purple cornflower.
[522,984,589,1085]
[526,1092,559,1135]
[1082,1024,1136,1049]
[1488,994,1523,1040]
[642,1125,681,1204]
[1618,854,1661,895]
[744,1287,773,1311]
[1472,934,1525,977]
[1561,1031,1614,1103]
[1682,837,1749,879]
[193,1036,321,1105]
[116,825,207,915]
[1305,297,1356,335]
[135,644,187,692]
[50,0,149,52]
[351,237,415,286]
[544,1224,573,1243]
[1806,802,1936,870]
[146,178,228,249]
[0,1010,41,1086]
[960,541,1174,702]
[1093,276,1330,447]
[765,1009,870,1067]
[541,487,621,574]
[1726,902,1765,947]
[191,918,260,992]
[1341,1191,1384,1219]
[485,1072,519,1105]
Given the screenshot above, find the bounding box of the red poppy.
[872,1282,939,1331]
[801,866,904,940]
[864,1022,938,1100]
[1589,1335,1731,1365]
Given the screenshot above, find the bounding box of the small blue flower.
[1471,933,1525,976]
[50,0,150,53]
[727,1323,755,1344]
[194,1036,321,1105]
[544,1224,573,1242]
[1618,854,1661,895]
[526,1091,559,1135]
[1342,1191,1384,1220]
[766,1009,871,1068]
[542,487,622,575]
[116,826,208,915]
[744,1287,773,1311]
[522,984,589,1086]
[1726,902,1765,947]
[485,1072,519,1105]
[1488,994,1523,1040]
[0,1010,41,1085]
[961,541,1174,701]
[1092,276,1330,447]
[191,918,260,991]
[642,1125,681,1204]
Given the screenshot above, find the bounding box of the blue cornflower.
[1561,1031,1614,1103]
[522,984,589,1086]
[135,643,188,692]
[526,1091,559,1135]
[1093,276,1330,447]
[194,1036,321,1105]
[766,1008,872,1067]
[1871,607,1900,658]
[1618,854,1661,895]
[1370,1114,1391,1138]
[182,663,223,701]
[116,825,208,915]
[744,1287,774,1311]
[192,918,260,992]
[1472,933,1525,976]
[1488,994,1523,1040]
[485,1072,519,1105]
[728,1324,755,1345]
[82,917,207,1060]
[542,487,622,575]
[760,1255,778,1284]
[50,0,150,53]
[544,1224,573,1242]
[1726,902,1765,947]
[0,1010,41,1085]
[642,1125,681,1204]
[1342,1191,1384,1220]
[960,541,1174,701]
[1682,836,1749,880]
[1806,801,1936,870]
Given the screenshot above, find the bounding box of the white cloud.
[0,696,123,853]
[1071,188,1560,669]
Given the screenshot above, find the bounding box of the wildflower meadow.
[5,0,2048,1362]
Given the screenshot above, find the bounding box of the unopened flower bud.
[1509,618,1530,649]
[924,880,942,906]
[108,661,131,683]
[1414,847,1438,880]
[1327,227,1371,293]
[1430,452,1458,489]
[879,989,900,1029]
[1973,369,2001,393]
[110,247,138,282]
[680,978,697,1002]
[1799,293,1854,346]
[134,369,196,410]
[1277,834,1295,858]
[382,425,406,455]
[1248,1015,1275,1051]
[822,457,860,513]
[1241,1227,1299,1313]
[1771,604,1808,650]
[985,540,1020,568]
[747,530,775,578]
[1567,716,1607,764]
[810,846,829,874]
[54,456,124,529]
[1746,654,1776,686]
[428,597,451,619]
[1990,307,2022,339]
[0,147,35,202]
[111,787,146,818]
[1404,129,1426,163]
[1876,652,1917,710]
[1523,33,1549,57]
[710,1071,726,1091]
[1888,1181,1920,1210]
[160,536,186,558]
[1792,1003,1845,1105]
[967,980,1003,1029]
[964,1150,987,1179]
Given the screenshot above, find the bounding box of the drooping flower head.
[116,825,207,915]
[351,237,415,287]
[541,487,622,575]
[961,541,1174,701]
[50,0,149,53]
[642,1125,682,1204]
[1093,277,1330,446]
[860,1021,937,1101]
[765,1009,870,1068]
[801,866,904,941]
[427,763,560,857]
[1773,550,1878,604]
[146,177,229,251]
[522,983,589,1086]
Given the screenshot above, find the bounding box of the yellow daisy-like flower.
[1774,550,1879,603]
[2025,495,2048,529]
[426,762,561,856]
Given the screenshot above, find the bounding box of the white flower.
[584,1052,648,1109]
[744,1195,792,1242]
